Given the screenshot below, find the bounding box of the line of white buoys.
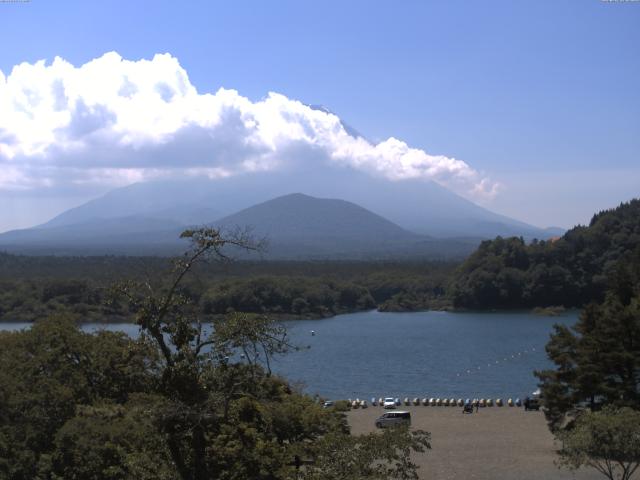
[454,347,542,378]
[366,396,526,407]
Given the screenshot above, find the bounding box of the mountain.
[32,168,559,239]
[214,193,441,259]
[0,193,480,258]
[0,216,186,256]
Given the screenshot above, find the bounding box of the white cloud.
[0,52,499,199]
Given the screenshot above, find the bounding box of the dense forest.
[450,199,640,309]
[0,254,454,322]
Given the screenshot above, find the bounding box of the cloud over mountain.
[0,52,499,199]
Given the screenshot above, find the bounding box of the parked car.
[383,397,397,409]
[322,401,334,409]
[524,397,540,411]
[375,411,411,428]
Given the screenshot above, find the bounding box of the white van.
[375,410,411,428]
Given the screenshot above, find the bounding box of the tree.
[0,315,157,480]
[0,227,432,480]
[301,426,431,480]
[535,248,640,430]
[112,227,431,480]
[556,406,640,480]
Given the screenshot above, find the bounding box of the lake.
[0,310,578,401]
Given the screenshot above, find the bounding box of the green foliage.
[556,406,640,480]
[0,253,457,322]
[535,247,640,430]
[302,426,431,480]
[451,199,640,309]
[50,398,174,480]
[0,229,436,479]
[0,316,158,480]
[202,276,376,317]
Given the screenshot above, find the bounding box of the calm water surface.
[1,310,577,400]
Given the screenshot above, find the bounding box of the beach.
[348,406,601,480]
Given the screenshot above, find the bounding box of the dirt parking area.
[347,405,600,480]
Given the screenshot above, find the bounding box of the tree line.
[0,255,454,322]
[450,199,640,309]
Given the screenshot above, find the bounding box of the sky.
[0,0,638,233]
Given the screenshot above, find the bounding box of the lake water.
[0,310,578,401]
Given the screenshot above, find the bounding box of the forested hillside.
[450,199,640,309]
[0,254,454,321]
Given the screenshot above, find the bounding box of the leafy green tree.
[301,426,430,480]
[0,315,157,480]
[536,247,640,430]
[556,407,640,480]
[112,227,430,480]
[50,397,175,480]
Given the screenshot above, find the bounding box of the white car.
[383,397,396,409]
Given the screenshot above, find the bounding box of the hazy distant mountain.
[0,192,481,258]
[33,169,560,240]
[214,193,423,258]
[0,216,186,256]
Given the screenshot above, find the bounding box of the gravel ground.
[347,405,601,480]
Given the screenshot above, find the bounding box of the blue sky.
[0,0,638,231]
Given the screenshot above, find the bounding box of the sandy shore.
[347,405,600,480]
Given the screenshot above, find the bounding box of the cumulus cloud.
[0,52,499,199]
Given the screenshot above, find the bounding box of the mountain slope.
[34,169,559,240]
[216,193,420,243]
[213,193,425,258]
[0,193,480,258]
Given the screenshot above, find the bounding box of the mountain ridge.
[0,193,480,259]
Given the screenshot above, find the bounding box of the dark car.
[523,397,540,411]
